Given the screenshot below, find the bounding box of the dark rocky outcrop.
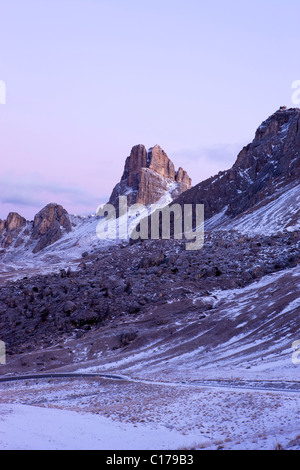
[173,107,300,222]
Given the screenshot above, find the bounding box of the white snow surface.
[225,183,300,235]
[206,183,300,235]
[1,379,300,450]
[0,403,196,450]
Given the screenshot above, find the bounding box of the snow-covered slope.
[206,183,300,235]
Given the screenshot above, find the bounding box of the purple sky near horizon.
[0,0,299,220]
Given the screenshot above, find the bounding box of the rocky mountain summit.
[109,144,192,207]
[0,203,72,255]
[31,203,72,254]
[174,107,300,229]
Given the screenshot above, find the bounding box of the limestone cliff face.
[109,144,192,207]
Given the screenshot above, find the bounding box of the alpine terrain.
[0,107,300,450]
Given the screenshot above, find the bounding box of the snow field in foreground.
[0,403,199,451]
[1,377,300,450]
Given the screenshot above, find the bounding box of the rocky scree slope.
[0,228,299,371]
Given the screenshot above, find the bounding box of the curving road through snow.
[1,372,300,394]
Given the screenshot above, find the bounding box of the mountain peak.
[31,203,72,254]
[109,144,192,207]
[233,107,300,176]
[253,106,300,143]
[174,107,300,228]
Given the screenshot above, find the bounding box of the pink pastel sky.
[0,0,299,220]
